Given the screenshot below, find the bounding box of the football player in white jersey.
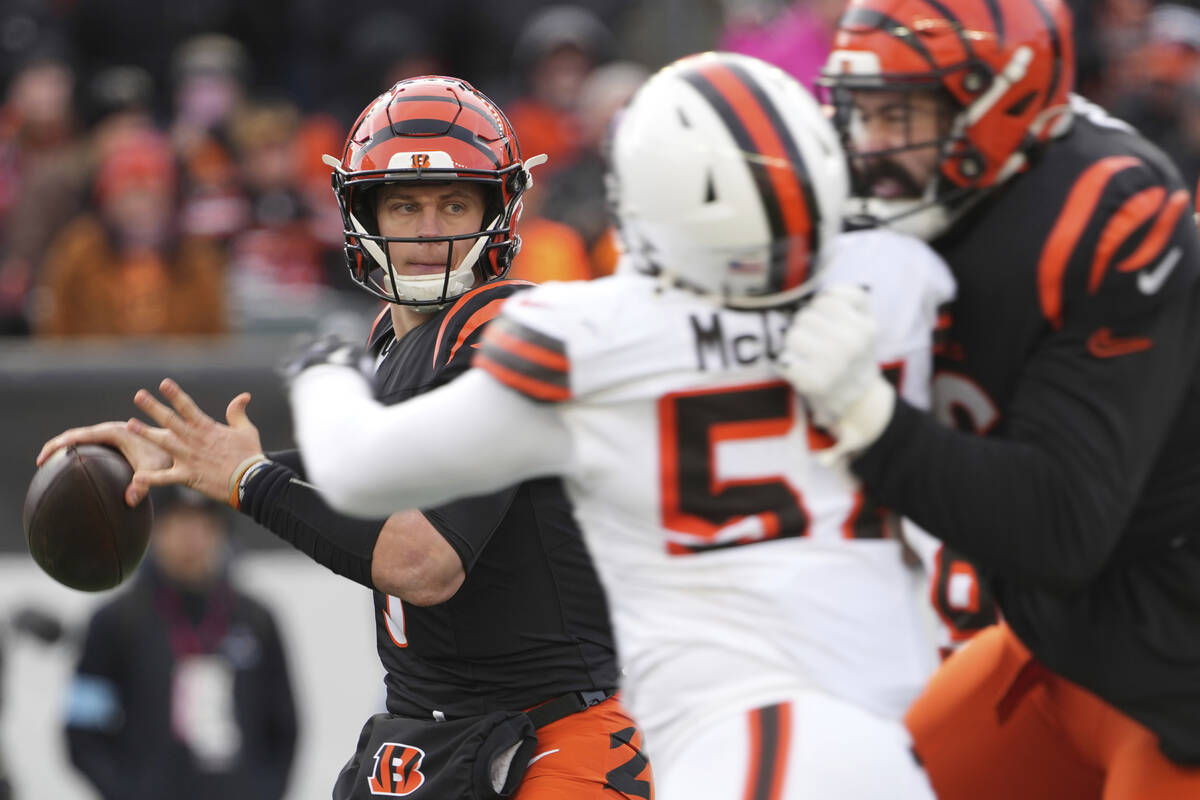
[134,53,952,799]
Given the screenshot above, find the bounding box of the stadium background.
[0,0,1196,797]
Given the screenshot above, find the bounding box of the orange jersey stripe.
[1038,156,1140,328]
[476,353,571,401]
[486,326,569,373]
[366,304,391,346]
[695,62,812,291]
[1116,189,1190,273]
[446,302,504,365]
[1089,186,1166,293]
[430,280,534,369]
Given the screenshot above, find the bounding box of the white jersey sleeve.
[475,277,682,403]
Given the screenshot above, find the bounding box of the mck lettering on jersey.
[690,312,788,371]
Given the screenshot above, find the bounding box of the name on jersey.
[690,312,787,371]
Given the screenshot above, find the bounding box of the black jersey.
[852,107,1200,763]
[364,280,619,719]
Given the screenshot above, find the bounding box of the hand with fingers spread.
[124,378,266,507]
[37,421,173,507]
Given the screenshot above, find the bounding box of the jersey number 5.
[659,381,807,555]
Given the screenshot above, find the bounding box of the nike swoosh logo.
[528,748,560,767]
[1137,247,1181,295]
[1087,327,1153,358]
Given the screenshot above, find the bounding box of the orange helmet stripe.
[683,60,817,292]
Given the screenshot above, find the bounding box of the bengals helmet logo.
[368,742,426,796]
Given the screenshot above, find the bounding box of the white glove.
[777,284,895,456]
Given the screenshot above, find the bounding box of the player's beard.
[853,158,926,200]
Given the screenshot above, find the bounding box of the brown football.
[22,444,153,592]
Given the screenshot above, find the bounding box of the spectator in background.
[1111,3,1200,144]
[505,181,594,284]
[1090,0,1155,106]
[331,9,444,127]
[1160,74,1200,190]
[0,52,77,335]
[170,34,252,243]
[539,60,648,278]
[64,487,297,800]
[506,5,614,177]
[2,64,158,337]
[34,128,226,336]
[224,98,344,332]
[719,0,844,89]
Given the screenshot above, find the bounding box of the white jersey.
[473,229,956,762]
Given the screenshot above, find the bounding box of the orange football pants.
[905,623,1200,799]
[515,694,654,800]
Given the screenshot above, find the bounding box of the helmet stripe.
[919,0,979,60]
[356,120,503,168]
[1028,0,1064,105]
[726,59,823,286]
[681,62,815,293]
[839,7,938,69]
[980,0,1006,44]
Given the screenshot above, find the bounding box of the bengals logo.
[368,742,426,796]
[411,153,431,169]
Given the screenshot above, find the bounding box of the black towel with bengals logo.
[852,109,1200,762]
[364,280,618,719]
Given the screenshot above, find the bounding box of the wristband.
[228,453,270,509]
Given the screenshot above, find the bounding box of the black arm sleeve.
[854,219,1200,591]
[265,449,305,478]
[239,461,384,589]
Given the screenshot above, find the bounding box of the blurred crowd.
[1,0,1199,339]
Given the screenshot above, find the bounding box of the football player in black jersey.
[778,0,1200,797]
[38,77,652,800]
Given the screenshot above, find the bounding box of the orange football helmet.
[327,76,545,307]
[819,0,1076,236]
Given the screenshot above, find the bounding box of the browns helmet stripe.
[839,7,938,69]
[682,63,814,292]
[726,58,822,289]
[1037,155,1140,328]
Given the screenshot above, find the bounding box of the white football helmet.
[608,51,849,309]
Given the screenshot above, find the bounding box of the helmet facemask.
[342,170,515,309]
[821,78,976,238]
